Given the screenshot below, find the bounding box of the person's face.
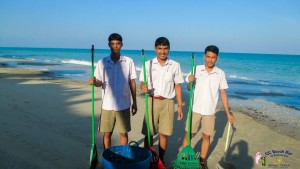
[204,51,218,68]
[108,40,122,53]
[155,45,169,61]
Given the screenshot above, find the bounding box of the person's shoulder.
[121,55,130,59]
[169,59,180,66]
[100,56,110,61]
[97,56,109,64]
[145,58,156,64]
[121,55,135,63]
[195,65,205,70]
[196,65,205,68]
[214,66,226,74]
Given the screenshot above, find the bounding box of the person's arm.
[220,89,235,124]
[129,79,137,116]
[175,83,183,120]
[88,77,102,87]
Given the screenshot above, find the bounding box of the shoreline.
[1,55,300,110]
[1,64,300,168]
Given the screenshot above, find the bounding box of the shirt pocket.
[209,75,221,90]
[164,72,173,82]
[194,73,206,87]
[195,74,205,81]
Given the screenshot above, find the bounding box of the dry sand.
[0,66,299,169]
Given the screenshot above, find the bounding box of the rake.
[171,53,201,169]
[89,45,98,169]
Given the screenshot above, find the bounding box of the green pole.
[91,45,95,145]
[142,49,151,146]
[187,52,195,146]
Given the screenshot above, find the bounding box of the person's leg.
[99,109,115,149]
[159,133,167,162]
[182,132,196,148]
[199,115,215,169]
[200,133,210,159]
[120,133,128,145]
[158,99,174,162]
[199,133,210,169]
[182,112,200,148]
[182,132,188,148]
[116,108,131,145]
[103,132,112,149]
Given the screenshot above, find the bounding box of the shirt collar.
[105,55,126,63]
[152,58,171,66]
[200,65,218,74]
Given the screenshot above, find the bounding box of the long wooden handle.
[225,122,231,152]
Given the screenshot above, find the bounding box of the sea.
[1,47,300,112]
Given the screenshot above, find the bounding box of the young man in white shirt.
[140,37,184,163]
[89,33,137,149]
[182,45,235,169]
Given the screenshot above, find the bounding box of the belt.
[149,95,167,100]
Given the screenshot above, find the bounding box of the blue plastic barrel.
[102,145,152,169]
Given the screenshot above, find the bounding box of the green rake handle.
[187,53,195,146]
[91,45,95,145]
[142,49,151,146]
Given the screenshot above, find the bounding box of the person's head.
[154,37,170,62]
[108,33,123,54]
[205,45,219,55]
[204,45,219,69]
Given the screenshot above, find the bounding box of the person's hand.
[188,75,195,83]
[89,77,96,85]
[227,113,235,124]
[177,106,183,120]
[141,83,149,93]
[131,103,137,116]
[89,77,102,87]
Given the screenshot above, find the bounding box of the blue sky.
[1,0,300,54]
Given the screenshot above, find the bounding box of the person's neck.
[157,57,167,65]
[110,53,120,64]
[205,64,215,73]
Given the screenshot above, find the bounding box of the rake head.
[171,146,201,169]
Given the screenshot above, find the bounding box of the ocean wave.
[228,77,300,88]
[235,91,285,97]
[136,66,142,72]
[229,74,251,80]
[49,69,86,75]
[0,54,24,59]
[61,59,91,66]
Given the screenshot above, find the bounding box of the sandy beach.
[1,64,299,169]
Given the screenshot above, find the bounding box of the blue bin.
[102,144,152,169]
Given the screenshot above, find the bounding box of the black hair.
[108,33,122,42]
[155,37,170,48]
[205,45,219,55]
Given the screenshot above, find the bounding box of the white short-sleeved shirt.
[186,65,228,115]
[139,58,184,99]
[94,55,137,111]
